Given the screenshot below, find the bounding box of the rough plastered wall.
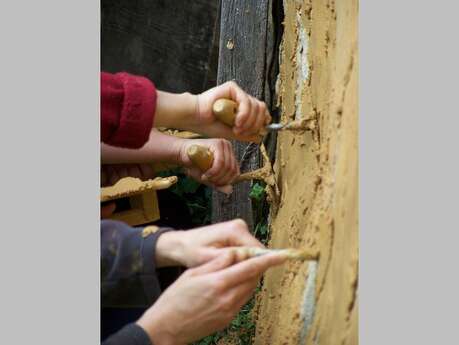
[254,1,358,345]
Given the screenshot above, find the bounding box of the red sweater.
[101,72,157,149]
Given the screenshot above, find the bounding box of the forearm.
[154,91,198,131]
[101,129,184,165]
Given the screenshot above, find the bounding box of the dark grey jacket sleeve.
[102,323,151,345]
[101,220,174,308]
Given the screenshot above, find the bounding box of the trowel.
[212,98,313,135]
[186,144,280,201]
[186,144,275,186]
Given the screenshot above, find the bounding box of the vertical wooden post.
[212,0,270,229]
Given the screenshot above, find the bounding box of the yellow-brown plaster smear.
[254,1,358,344]
[100,176,178,202]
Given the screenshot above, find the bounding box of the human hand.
[195,81,272,142]
[175,138,240,192]
[137,249,286,345]
[155,219,263,268]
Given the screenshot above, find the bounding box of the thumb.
[186,168,233,195]
[216,185,233,195]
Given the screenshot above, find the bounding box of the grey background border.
[0,0,100,343]
[0,0,458,344]
[361,1,459,343]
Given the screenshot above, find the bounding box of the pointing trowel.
[212,99,313,135]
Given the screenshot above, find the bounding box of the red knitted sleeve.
[101,72,157,149]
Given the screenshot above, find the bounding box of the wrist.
[155,91,198,130]
[155,230,186,268]
[169,137,188,166]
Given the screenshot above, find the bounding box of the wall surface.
[254,1,358,344]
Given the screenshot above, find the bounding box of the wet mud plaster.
[254,1,358,345]
[100,176,178,202]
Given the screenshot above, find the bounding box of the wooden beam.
[212,0,270,229]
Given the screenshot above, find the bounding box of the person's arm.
[101,130,240,189]
[101,220,177,308]
[136,248,287,345]
[102,219,286,344]
[101,71,271,147]
[155,82,271,142]
[101,72,157,149]
[101,129,182,165]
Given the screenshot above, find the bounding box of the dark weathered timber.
[211,0,271,229]
[264,0,284,163]
[101,0,219,93]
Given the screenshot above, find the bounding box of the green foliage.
[253,223,269,245]
[158,169,212,225]
[249,183,265,201]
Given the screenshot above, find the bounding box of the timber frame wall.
[212,0,282,229]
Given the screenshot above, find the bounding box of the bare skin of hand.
[155,219,263,268]
[155,81,271,143]
[137,250,286,345]
[196,81,272,141]
[177,138,240,191]
[101,131,240,192]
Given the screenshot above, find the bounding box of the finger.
[252,101,267,134]
[186,167,207,184]
[101,202,116,218]
[229,143,240,182]
[215,252,287,289]
[238,97,258,134]
[264,109,272,125]
[228,277,259,310]
[197,120,260,143]
[233,95,251,133]
[225,141,240,184]
[216,185,233,194]
[200,219,264,249]
[205,142,228,183]
[214,141,235,185]
[222,220,264,248]
[226,82,251,131]
[187,250,236,276]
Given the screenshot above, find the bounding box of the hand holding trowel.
[212,98,312,138]
[187,143,279,196]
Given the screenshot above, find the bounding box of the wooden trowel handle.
[212,99,238,127]
[212,98,267,137]
[187,144,233,194]
[186,144,214,172]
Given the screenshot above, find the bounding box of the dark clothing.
[101,220,174,308]
[101,220,175,344]
[103,323,152,345]
[101,220,173,307]
[100,73,164,344]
